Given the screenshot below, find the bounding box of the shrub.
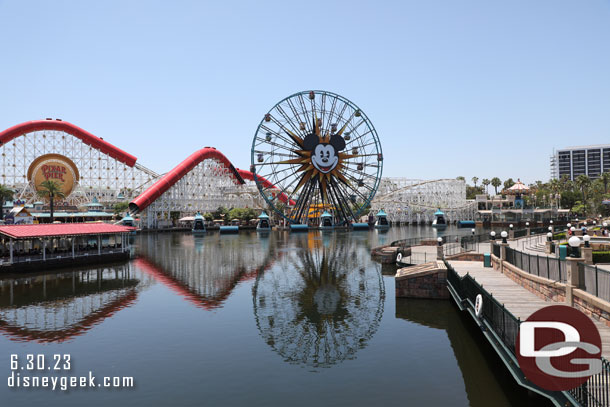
[593,251,610,263]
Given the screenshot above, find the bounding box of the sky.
[0,0,609,185]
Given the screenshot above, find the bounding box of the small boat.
[257,211,272,231]
[319,211,334,230]
[374,209,390,229]
[432,209,447,229]
[192,212,206,234]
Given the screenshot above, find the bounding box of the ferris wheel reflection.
[253,233,385,368]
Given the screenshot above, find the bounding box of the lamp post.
[436,237,444,260]
[508,224,514,240]
[490,231,496,241]
[568,236,581,258]
[501,231,508,244]
[547,232,553,242]
[583,234,593,264]
[471,228,475,236]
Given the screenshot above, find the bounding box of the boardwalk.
[449,260,610,360]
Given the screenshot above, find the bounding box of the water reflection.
[0,264,147,343]
[135,233,277,309]
[253,233,384,368]
[395,299,551,407]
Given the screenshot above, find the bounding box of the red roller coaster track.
[129,147,294,213]
[0,119,138,167]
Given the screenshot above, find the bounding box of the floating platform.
[219,226,239,234]
[457,220,476,228]
[290,224,309,232]
[352,223,370,230]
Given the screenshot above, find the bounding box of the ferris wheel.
[250,90,383,225]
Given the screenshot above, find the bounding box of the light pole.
[568,236,581,258]
[501,231,508,244]
[490,231,496,241]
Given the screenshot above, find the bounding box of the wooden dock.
[449,260,610,360]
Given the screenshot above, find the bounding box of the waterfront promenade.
[449,259,610,360]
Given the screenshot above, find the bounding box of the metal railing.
[570,358,610,407]
[580,263,610,303]
[492,243,501,258]
[446,259,610,407]
[446,261,520,355]
[400,252,433,265]
[505,246,567,283]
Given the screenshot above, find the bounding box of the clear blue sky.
[1,0,609,184]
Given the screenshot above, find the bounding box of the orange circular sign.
[27,154,80,197]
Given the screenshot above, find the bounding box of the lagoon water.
[0,227,550,406]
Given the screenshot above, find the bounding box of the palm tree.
[601,171,610,194]
[471,177,479,188]
[37,180,65,223]
[575,174,591,210]
[482,178,490,194]
[456,176,465,182]
[503,178,515,190]
[0,185,14,220]
[491,177,502,195]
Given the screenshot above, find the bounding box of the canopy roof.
[0,223,134,239]
[376,209,387,217]
[505,179,531,195]
[321,211,332,218]
[258,211,270,219]
[434,209,445,216]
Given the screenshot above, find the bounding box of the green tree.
[491,177,502,195]
[456,176,465,182]
[575,175,592,215]
[113,201,129,216]
[0,185,14,220]
[203,212,214,222]
[481,178,490,194]
[503,178,515,191]
[601,172,610,194]
[37,180,65,223]
[471,177,479,188]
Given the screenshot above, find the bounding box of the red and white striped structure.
[129,147,293,229]
[0,119,296,227]
[0,119,158,206]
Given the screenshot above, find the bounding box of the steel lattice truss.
[371,178,477,223]
[142,158,264,228]
[1,130,159,205]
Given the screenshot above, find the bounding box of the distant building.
[550,144,610,180]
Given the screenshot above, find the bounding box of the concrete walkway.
[450,260,610,360]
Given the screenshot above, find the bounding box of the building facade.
[550,144,610,180]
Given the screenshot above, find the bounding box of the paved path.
[449,260,610,360]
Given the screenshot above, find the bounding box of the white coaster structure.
[0,119,159,206]
[370,178,477,224]
[129,147,269,229]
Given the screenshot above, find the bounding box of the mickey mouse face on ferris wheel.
[303,132,346,174]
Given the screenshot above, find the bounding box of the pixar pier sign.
[27,153,80,198]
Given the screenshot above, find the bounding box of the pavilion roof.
[0,223,134,239]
